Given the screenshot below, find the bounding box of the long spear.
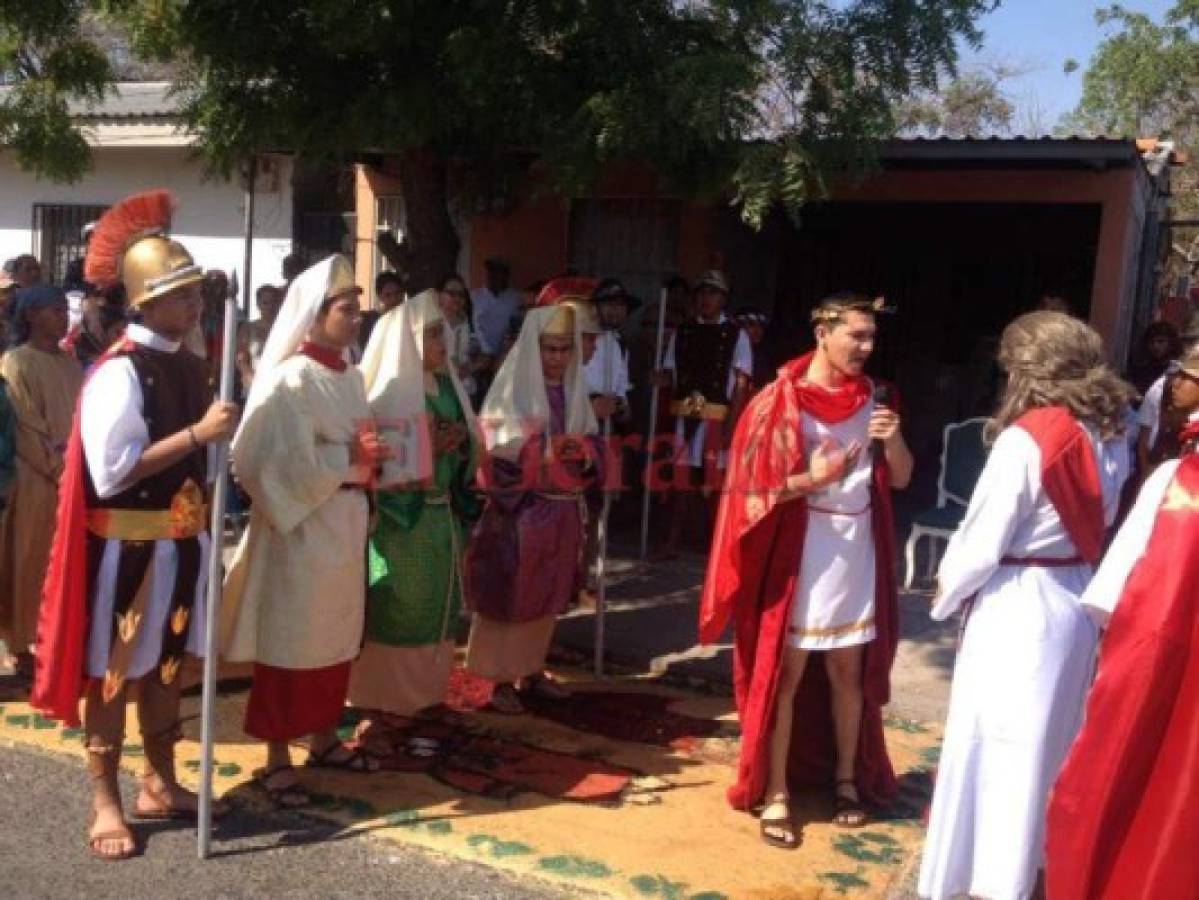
[198,157,255,858]
[593,317,617,677]
[638,287,668,560]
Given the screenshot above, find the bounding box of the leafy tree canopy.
[3,1,996,283]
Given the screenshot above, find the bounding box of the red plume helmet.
[85,189,174,288]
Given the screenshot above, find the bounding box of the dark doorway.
[722,201,1103,511]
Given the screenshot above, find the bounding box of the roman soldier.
[32,190,238,860]
[656,270,752,557]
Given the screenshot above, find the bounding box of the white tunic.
[81,324,210,679]
[220,354,372,669]
[1082,420,1194,619]
[919,423,1130,900]
[663,315,753,468]
[584,331,631,401]
[789,397,877,650]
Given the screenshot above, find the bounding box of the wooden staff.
[639,287,668,560]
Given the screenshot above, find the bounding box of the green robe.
[365,374,480,646]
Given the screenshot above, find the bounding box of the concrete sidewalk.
[555,539,957,726]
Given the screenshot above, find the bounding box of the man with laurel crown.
[31,190,238,861]
[699,292,912,849]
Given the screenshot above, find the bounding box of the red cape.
[1015,407,1105,565]
[1046,452,1199,900]
[31,339,134,726]
[699,353,899,809]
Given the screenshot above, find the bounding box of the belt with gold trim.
[87,507,209,541]
[670,391,729,421]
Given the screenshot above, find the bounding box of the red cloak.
[698,352,900,809]
[1014,406,1105,565]
[1046,451,1199,900]
[31,339,135,727]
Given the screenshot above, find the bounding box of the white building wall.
[0,147,293,308]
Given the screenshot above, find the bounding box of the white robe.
[82,324,209,679]
[918,422,1130,900]
[789,397,877,650]
[220,354,373,669]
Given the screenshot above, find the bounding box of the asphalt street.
[0,743,568,900]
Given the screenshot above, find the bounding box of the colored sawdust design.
[0,676,941,900]
[447,666,722,752]
[521,690,723,751]
[345,711,637,802]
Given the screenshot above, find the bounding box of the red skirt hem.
[244,661,351,741]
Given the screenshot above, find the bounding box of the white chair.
[903,417,989,589]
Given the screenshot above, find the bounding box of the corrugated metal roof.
[66,81,180,119]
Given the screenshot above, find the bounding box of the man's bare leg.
[761,646,809,842]
[84,680,136,859]
[825,644,867,825]
[135,674,206,816]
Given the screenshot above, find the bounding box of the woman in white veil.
[222,255,388,805]
[348,290,481,752]
[464,287,600,714]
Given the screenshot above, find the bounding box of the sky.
[960,0,1178,133]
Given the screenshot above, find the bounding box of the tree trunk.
[393,147,460,293]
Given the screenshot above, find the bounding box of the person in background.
[437,273,480,404]
[64,221,97,293]
[281,251,307,291]
[68,285,128,371]
[237,284,285,389]
[0,286,84,688]
[735,306,774,393]
[0,375,13,507]
[11,255,42,290]
[185,269,230,365]
[655,270,752,558]
[0,271,15,349]
[587,279,635,427]
[1137,313,1199,473]
[359,271,405,351]
[1127,320,1182,398]
[471,258,521,362]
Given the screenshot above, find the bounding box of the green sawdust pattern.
[538,855,613,879]
[0,697,926,899]
[833,831,904,866]
[819,868,872,895]
[468,834,535,859]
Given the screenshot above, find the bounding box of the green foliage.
[0,1,113,181]
[895,68,1016,138]
[1065,3,1199,137]
[1062,2,1199,212]
[3,1,995,229]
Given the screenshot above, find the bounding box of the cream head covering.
[479,305,597,461]
[360,289,479,487]
[235,254,361,442]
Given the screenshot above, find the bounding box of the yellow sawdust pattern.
[0,664,939,900]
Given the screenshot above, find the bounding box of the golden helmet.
[541,303,576,337]
[85,190,203,308]
[121,235,204,308]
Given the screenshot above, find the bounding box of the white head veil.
[478,305,597,461]
[360,288,479,487]
[236,254,359,441]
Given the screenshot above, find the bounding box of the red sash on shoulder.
[31,339,135,726]
[1014,407,1105,565]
